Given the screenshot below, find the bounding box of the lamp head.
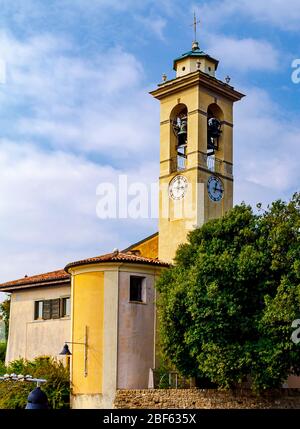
[59,343,72,356]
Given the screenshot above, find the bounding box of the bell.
[208,117,221,139]
[177,118,187,135]
[177,118,187,147]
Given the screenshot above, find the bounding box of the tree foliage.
[0,297,10,341]
[156,193,300,391]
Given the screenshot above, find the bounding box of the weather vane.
[190,11,200,42]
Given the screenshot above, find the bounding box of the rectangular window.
[34,297,71,320]
[129,276,145,303]
[62,297,71,317]
[34,301,44,320]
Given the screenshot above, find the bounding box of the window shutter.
[34,302,39,320]
[51,299,60,319]
[42,300,52,320]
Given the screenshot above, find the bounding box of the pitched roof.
[173,46,219,70]
[0,241,169,293]
[122,232,158,253]
[0,269,70,292]
[65,251,169,272]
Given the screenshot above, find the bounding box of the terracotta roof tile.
[65,251,169,272]
[0,269,70,291]
[0,251,169,292]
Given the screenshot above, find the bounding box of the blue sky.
[0,0,299,290]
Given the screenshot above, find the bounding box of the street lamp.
[59,325,88,377]
[59,344,72,355]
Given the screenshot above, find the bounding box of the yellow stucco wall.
[130,234,158,259]
[72,271,104,395]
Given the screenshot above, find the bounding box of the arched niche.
[170,104,188,172]
[207,103,224,158]
[207,103,224,122]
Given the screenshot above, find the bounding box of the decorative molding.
[0,279,70,292]
[159,114,233,127]
[160,119,171,126]
[159,166,234,182]
[150,71,245,102]
[221,120,234,128]
[70,263,164,276]
[188,109,207,117]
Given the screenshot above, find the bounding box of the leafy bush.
[0,357,70,409]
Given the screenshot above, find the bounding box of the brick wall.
[114,389,300,409]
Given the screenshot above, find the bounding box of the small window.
[130,276,145,303]
[182,66,185,71]
[62,297,71,317]
[34,301,44,320]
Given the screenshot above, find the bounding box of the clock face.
[169,175,188,200]
[207,176,224,202]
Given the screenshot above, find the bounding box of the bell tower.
[150,40,245,263]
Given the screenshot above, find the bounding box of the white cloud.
[195,0,300,32]
[235,0,300,31]
[0,140,158,287]
[135,15,167,41]
[0,31,159,160]
[205,35,279,72]
[233,87,300,207]
[0,30,160,292]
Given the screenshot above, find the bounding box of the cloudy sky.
[0,0,299,293]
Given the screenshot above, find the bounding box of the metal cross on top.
[190,12,200,42]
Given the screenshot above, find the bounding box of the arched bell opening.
[170,104,188,172]
[207,103,223,157]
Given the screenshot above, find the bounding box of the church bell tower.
[150,39,245,263]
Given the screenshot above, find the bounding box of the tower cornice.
[150,70,245,102]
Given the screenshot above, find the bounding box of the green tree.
[0,297,10,341]
[156,193,300,391]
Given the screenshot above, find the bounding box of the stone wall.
[114,389,300,409]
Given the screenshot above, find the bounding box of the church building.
[1,38,298,408]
